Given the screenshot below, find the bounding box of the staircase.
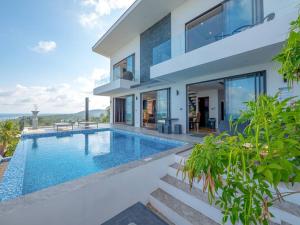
[148,152,300,225]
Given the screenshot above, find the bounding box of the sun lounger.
[53,122,74,131]
[78,121,99,129]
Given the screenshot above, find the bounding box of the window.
[225,72,265,120]
[156,89,169,120]
[186,5,224,52]
[113,54,135,81]
[114,95,134,126]
[152,40,171,65]
[141,89,170,129]
[185,0,263,52]
[125,95,134,125]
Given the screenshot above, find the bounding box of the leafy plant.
[180,95,300,225]
[0,120,20,157]
[274,13,300,87]
[181,11,300,225]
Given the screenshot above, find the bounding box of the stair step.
[167,163,300,225]
[168,163,204,190]
[161,175,220,210]
[150,189,220,225]
[273,199,300,217]
[159,175,225,224]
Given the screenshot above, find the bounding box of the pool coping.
[0,128,194,209]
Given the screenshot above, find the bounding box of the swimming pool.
[0,129,184,201]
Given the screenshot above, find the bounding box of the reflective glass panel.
[125,95,134,125]
[156,90,169,120]
[225,73,265,119]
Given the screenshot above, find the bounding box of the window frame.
[112,54,135,81]
[140,88,171,129]
[185,0,264,53]
[113,94,135,126]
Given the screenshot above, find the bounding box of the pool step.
[163,158,300,225]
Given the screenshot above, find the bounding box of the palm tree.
[0,121,20,157]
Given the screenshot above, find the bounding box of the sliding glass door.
[225,72,265,120]
[142,89,170,129]
[114,95,134,126]
[156,89,169,121]
[125,95,134,125]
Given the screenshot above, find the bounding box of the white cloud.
[79,0,135,29]
[79,13,100,28]
[75,68,109,94]
[31,41,57,53]
[0,69,110,114]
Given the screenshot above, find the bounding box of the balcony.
[150,5,298,82]
[93,75,137,96]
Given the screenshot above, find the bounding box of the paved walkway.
[111,124,203,144]
[23,124,204,144]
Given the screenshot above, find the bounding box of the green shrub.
[274,13,300,87]
[0,120,20,157]
[181,95,300,225]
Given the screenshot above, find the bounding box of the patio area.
[22,123,204,144]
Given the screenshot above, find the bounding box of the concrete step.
[159,175,224,224]
[167,163,300,225]
[149,188,220,225]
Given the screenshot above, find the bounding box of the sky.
[0,0,135,114]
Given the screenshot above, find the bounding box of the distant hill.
[74,109,106,118]
[0,109,109,126]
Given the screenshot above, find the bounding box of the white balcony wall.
[110,36,140,82]
[170,0,300,59]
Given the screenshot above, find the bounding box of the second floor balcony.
[93,70,138,97]
[94,54,137,96]
[93,76,137,96]
[150,0,298,82]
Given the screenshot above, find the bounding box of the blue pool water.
[0,129,183,201]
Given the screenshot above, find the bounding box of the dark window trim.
[224,71,266,120]
[113,94,135,126]
[185,0,264,53]
[185,2,223,53]
[140,88,171,129]
[113,53,135,80]
[185,70,266,133]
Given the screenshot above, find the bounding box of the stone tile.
[151,189,220,225]
[101,202,168,225]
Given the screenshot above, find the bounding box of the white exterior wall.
[106,0,300,133]
[110,61,300,133]
[171,0,300,58]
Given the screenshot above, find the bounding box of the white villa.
[93,0,300,134]
[1,1,300,225]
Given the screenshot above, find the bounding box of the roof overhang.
[92,0,186,57]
